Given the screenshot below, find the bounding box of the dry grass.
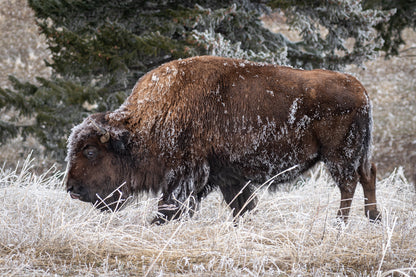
[1,156,415,276]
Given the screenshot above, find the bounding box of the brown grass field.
[1,1,415,276]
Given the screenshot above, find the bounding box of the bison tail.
[356,97,380,221]
[357,98,374,182]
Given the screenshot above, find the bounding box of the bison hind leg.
[220,183,257,218]
[324,152,364,223]
[358,162,381,221]
[326,158,380,223]
[329,166,359,223]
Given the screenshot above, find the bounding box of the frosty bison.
[65,56,380,224]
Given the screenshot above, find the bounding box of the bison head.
[65,113,132,211]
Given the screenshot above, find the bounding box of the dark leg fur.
[333,162,380,223]
[151,181,199,225]
[327,161,380,223]
[359,162,381,221]
[323,109,380,223]
[151,192,198,225]
[210,168,257,218]
[219,182,257,217]
[152,162,210,224]
[324,154,360,223]
[337,180,358,223]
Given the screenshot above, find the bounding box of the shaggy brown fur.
[66,56,380,223]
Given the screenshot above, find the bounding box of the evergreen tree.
[0,0,393,162]
[363,0,416,56]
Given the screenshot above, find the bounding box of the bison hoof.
[151,215,169,225]
[367,210,381,222]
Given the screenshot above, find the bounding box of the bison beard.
[65,56,381,224]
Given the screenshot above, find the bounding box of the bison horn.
[89,118,110,143]
[100,132,110,144]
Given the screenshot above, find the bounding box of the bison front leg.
[151,162,210,224]
[152,193,198,225]
[151,181,199,225]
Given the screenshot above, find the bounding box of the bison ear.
[110,132,130,155]
[112,140,126,154]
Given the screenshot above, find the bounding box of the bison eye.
[83,146,98,160]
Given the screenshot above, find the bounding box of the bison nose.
[66,180,88,201]
[67,185,81,200]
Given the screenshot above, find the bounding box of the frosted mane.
[65,114,129,164]
[65,118,92,163]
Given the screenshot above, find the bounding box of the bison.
[65,56,380,224]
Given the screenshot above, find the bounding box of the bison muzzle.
[65,56,380,224]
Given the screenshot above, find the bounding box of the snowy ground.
[1,1,416,276]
